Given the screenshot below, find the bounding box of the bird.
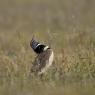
[30,37,54,75]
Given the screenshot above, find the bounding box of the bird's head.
[30,37,50,54]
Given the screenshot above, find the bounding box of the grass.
[0,0,95,95]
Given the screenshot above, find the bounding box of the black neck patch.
[34,45,46,54]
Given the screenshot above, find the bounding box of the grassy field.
[0,0,95,95]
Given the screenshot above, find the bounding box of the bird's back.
[31,49,54,75]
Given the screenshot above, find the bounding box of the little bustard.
[30,38,54,75]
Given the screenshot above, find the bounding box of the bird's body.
[30,38,54,75]
[31,48,54,75]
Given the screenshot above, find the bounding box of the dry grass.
[0,0,95,95]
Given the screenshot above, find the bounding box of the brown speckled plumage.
[31,48,53,75]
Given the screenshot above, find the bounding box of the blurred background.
[0,0,95,95]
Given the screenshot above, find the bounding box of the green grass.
[0,0,95,95]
